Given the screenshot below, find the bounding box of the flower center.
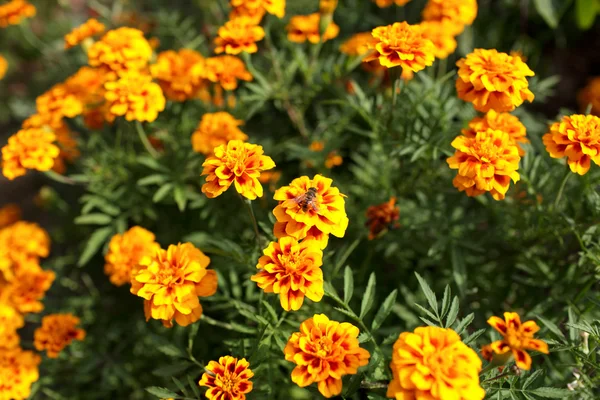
[315,337,333,357]
[156,262,185,286]
[472,141,502,163]
[505,327,525,349]
[221,375,239,393]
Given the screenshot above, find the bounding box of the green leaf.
[173,185,186,211]
[145,386,178,399]
[530,387,574,398]
[360,273,377,319]
[537,315,566,341]
[451,246,467,297]
[372,289,398,330]
[153,183,173,203]
[534,0,559,28]
[152,362,193,377]
[576,0,598,29]
[455,313,474,335]
[156,344,185,358]
[343,266,354,304]
[77,227,113,267]
[445,297,460,328]
[74,213,112,225]
[137,174,168,186]
[414,272,438,315]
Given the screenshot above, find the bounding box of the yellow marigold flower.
[64,18,105,49]
[579,77,600,115]
[422,0,477,33]
[150,49,207,102]
[0,301,24,349]
[387,326,485,400]
[0,204,20,229]
[364,22,435,71]
[464,110,528,156]
[230,5,266,24]
[88,27,152,73]
[201,140,275,200]
[1,128,60,180]
[373,0,412,7]
[273,174,348,250]
[0,0,35,28]
[130,243,217,328]
[309,140,325,152]
[456,49,535,113]
[319,0,338,14]
[205,56,253,91]
[0,221,50,282]
[199,356,254,400]
[1,265,55,314]
[251,236,323,311]
[214,17,265,55]
[419,20,458,59]
[104,71,166,123]
[325,151,342,169]
[0,347,40,400]
[447,129,521,200]
[191,112,248,155]
[36,83,84,124]
[486,312,549,371]
[366,196,400,240]
[34,313,86,358]
[104,226,159,287]
[284,314,370,398]
[340,32,375,56]
[230,0,285,18]
[286,13,339,44]
[65,66,115,106]
[542,114,600,175]
[0,55,7,80]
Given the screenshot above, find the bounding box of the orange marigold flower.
[0,0,35,28]
[324,151,342,169]
[422,0,477,33]
[64,18,105,49]
[0,301,24,349]
[0,204,20,229]
[0,221,50,282]
[1,265,55,314]
[251,236,324,311]
[447,129,521,200]
[387,326,485,400]
[201,140,275,200]
[150,49,207,102]
[456,49,535,113]
[1,128,60,180]
[199,356,254,400]
[104,226,159,287]
[214,17,265,55]
[419,20,458,59]
[579,77,600,115]
[309,140,325,152]
[463,110,528,156]
[319,0,338,14]
[230,5,266,24]
[340,32,375,57]
[36,83,84,124]
[130,243,217,328]
[366,196,400,240]
[542,114,600,175]
[486,312,549,370]
[0,55,7,80]
[205,56,253,91]
[373,0,411,7]
[88,27,152,73]
[191,112,248,155]
[286,13,339,44]
[284,314,370,398]
[258,170,281,192]
[273,175,348,250]
[34,313,86,358]
[230,0,285,18]
[104,71,166,123]
[364,22,435,71]
[0,346,40,400]
[64,65,115,107]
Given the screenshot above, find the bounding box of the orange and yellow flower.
[251,236,323,311]
[36,83,84,125]
[456,49,535,113]
[201,140,275,200]
[542,114,600,175]
[214,17,265,55]
[104,71,166,122]
[286,13,339,44]
[578,77,600,115]
[34,314,86,358]
[230,0,285,18]
[284,314,370,398]
[366,197,400,240]
[150,49,207,102]
[0,301,24,349]
[418,20,458,60]
[0,204,20,229]
[364,22,435,71]
[0,346,40,400]
[324,151,342,169]
[230,4,266,24]
[64,18,105,49]
[64,66,114,107]
[0,221,50,282]
[191,112,248,155]
[273,175,348,249]
[1,265,55,314]
[0,0,35,28]
[88,27,153,73]
[387,326,485,400]
[130,243,217,328]
[373,0,411,7]
[1,128,60,180]
[199,356,254,400]
[463,110,528,156]
[447,129,521,200]
[205,56,253,91]
[0,55,7,80]
[340,32,374,57]
[486,312,549,370]
[422,0,477,33]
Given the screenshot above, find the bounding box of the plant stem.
[553,168,572,210]
[241,196,261,248]
[43,170,76,185]
[388,68,401,133]
[135,121,159,158]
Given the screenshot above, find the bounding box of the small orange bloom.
[65,66,115,107]
[88,27,153,73]
[104,71,166,123]
[199,356,254,400]
[258,170,281,192]
[579,77,600,115]
[373,0,411,7]
[286,13,339,44]
[64,18,105,49]
[366,197,400,240]
[1,128,60,180]
[340,32,375,57]
[0,221,50,282]
[0,346,41,400]
[418,20,458,60]
[309,141,325,152]
[422,0,477,33]
[463,110,528,156]
[130,243,217,328]
[230,4,266,24]
[230,0,285,18]
[284,314,370,398]
[150,49,207,102]
[36,83,84,124]
[214,17,265,55]
[0,55,7,80]
[191,112,248,155]
[486,312,549,370]
[324,151,342,169]
[0,204,20,229]
[1,265,55,314]
[0,0,35,28]
[34,314,86,358]
[201,140,275,200]
[319,0,338,14]
[205,56,253,91]
[0,301,24,349]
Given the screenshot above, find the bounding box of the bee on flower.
[199,356,254,400]
[34,313,86,358]
[214,17,265,55]
[286,13,339,44]
[64,18,105,49]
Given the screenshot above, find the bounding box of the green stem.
[241,196,261,248]
[388,68,402,133]
[43,170,76,185]
[553,168,572,211]
[135,121,159,158]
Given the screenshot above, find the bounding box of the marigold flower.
[0,55,7,80]
[214,17,265,55]
[230,5,266,24]
[486,312,549,370]
[447,129,521,200]
[364,22,435,71]
[0,0,35,28]
[64,18,105,49]
[464,110,528,156]
[286,13,339,44]
[104,71,166,123]
[340,32,375,57]
[251,236,323,311]
[104,226,159,287]
[309,140,325,152]
[130,243,217,328]
[1,265,55,314]
[1,128,60,180]
[34,314,86,358]
[150,49,207,102]
[319,0,338,14]
[373,0,411,7]
[578,77,600,115]
[64,65,114,107]
[258,170,281,192]
[201,140,275,200]
[0,204,20,229]
[0,347,40,400]
[387,326,485,400]
[456,49,535,113]
[230,0,285,18]
[0,221,50,282]
[273,175,348,249]
[205,56,253,91]
[36,83,84,124]
[284,314,370,398]
[366,197,400,240]
[0,301,24,349]
[88,27,153,73]
[199,356,254,400]
[542,114,600,175]
[191,112,248,155]
[422,0,477,33]
[325,151,342,169]
[418,20,458,60]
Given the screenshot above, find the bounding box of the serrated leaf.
[334,306,357,320]
[415,272,438,315]
[463,328,486,345]
[145,387,178,399]
[445,297,460,328]
[522,369,544,389]
[414,303,439,322]
[173,185,186,211]
[153,183,173,203]
[451,246,467,297]
[455,313,474,335]
[360,273,377,319]
[440,285,451,319]
[74,213,112,225]
[344,266,354,304]
[537,315,566,341]
[371,289,397,330]
[530,387,574,398]
[77,227,113,267]
[137,174,167,186]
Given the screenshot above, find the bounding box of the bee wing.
[283,195,303,208]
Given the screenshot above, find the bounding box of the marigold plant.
[366,196,400,239]
[463,110,529,156]
[198,356,254,400]
[214,17,265,55]
[33,313,86,358]
[0,0,35,28]
[104,226,159,286]
[64,18,105,49]
[191,112,248,155]
[104,71,166,123]
[88,27,153,73]
[150,49,206,102]
[0,347,40,400]
[286,13,340,44]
